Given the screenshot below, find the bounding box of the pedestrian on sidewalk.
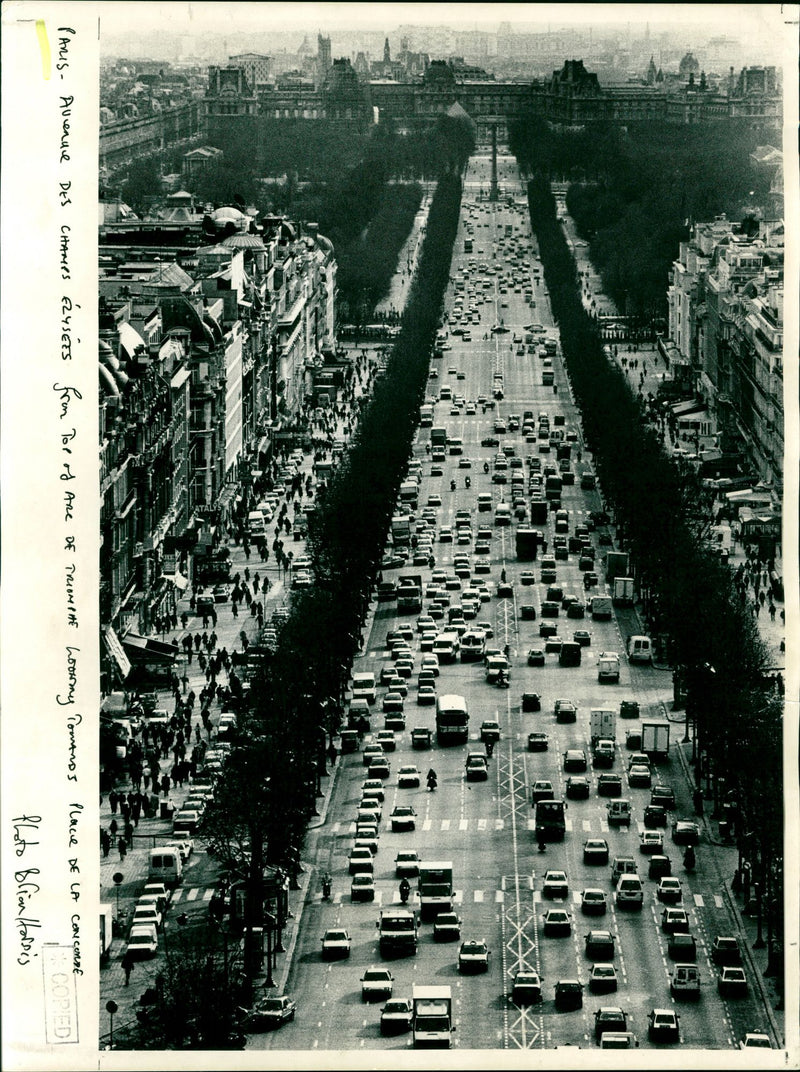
[109,789,119,814]
[101,828,111,857]
[122,950,135,986]
[118,836,127,861]
[232,600,238,618]
[768,602,776,621]
[109,816,118,839]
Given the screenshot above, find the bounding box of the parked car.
[125,924,158,960]
[240,995,296,1031]
[718,966,749,998]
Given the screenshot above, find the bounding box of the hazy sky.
[95,2,789,40]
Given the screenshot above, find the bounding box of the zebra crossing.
[170,885,216,904]
[323,882,725,910]
[333,817,667,836]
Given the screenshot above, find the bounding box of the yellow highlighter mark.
[36,19,51,79]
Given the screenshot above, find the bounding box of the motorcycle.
[465,476,471,489]
[427,771,438,792]
[683,846,696,872]
[483,462,490,474]
[450,479,457,492]
[497,673,510,689]
[321,873,332,900]
[399,878,411,904]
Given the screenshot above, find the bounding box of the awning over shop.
[121,633,178,665]
[103,626,132,678]
[671,400,705,417]
[257,436,270,455]
[161,571,189,590]
[677,409,709,425]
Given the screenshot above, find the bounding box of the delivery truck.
[379,908,418,956]
[418,862,453,921]
[397,575,423,614]
[640,719,671,761]
[597,651,621,683]
[515,529,541,561]
[605,550,630,581]
[613,577,635,607]
[413,984,453,1047]
[590,708,617,745]
[591,595,614,621]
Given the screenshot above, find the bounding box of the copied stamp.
[42,944,79,1044]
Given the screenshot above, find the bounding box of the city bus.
[534,799,566,842]
[435,694,469,745]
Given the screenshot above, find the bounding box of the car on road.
[672,820,700,846]
[639,831,664,855]
[628,764,652,788]
[648,1008,679,1043]
[566,776,591,800]
[398,765,421,788]
[668,931,697,961]
[527,732,549,752]
[511,971,543,1004]
[657,877,683,904]
[554,979,583,1010]
[411,727,432,750]
[597,773,623,797]
[585,929,615,960]
[564,748,588,772]
[543,908,572,936]
[583,839,610,865]
[351,874,376,902]
[554,698,577,723]
[661,907,690,934]
[395,850,420,878]
[651,785,676,809]
[361,967,394,1001]
[433,911,461,941]
[542,869,569,898]
[390,805,417,832]
[480,719,501,743]
[416,685,436,705]
[458,940,491,973]
[380,998,413,1036]
[643,804,667,828]
[594,1007,628,1042]
[465,753,489,781]
[321,929,351,960]
[718,966,748,997]
[711,935,742,967]
[531,780,556,804]
[368,756,391,780]
[648,854,672,879]
[581,888,608,916]
[527,648,546,667]
[589,963,618,994]
[349,847,375,875]
[376,729,397,752]
[240,995,296,1031]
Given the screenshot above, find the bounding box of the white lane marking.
[478,819,487,831]
[187,887,199,901]
[495,889,505,903]
[495,819,505,830]
[202,888,214,901]
[460,819,469,831]
[441,819,451,831]
[714,895,724,909]
[423,819,432,831]
[474,890,484,903]
[694,894,705,908]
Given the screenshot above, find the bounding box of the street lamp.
[105,999,118,1050]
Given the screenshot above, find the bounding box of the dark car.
[643,804,667,829]
[528,732,549,752]
[564,749,588,773]
[566,776,591,800]
[240,995,296,1031]
[594,1007,627,1042]
[672,820,700,846]
[648,854,673,880]
[711,936,742,967]
[597,774,622,797]
[585,930,615,960]
[583,839,610,866]
[554,979,583,1011]
[651,785,676,810]
[667,932,697,962]
[527,648,546,667]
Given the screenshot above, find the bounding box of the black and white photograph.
[2,2,798,1067]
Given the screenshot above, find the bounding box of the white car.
[398,765,421,788]
[321,929,351,960]
[126,924,158,959]
[361,966,394,1001]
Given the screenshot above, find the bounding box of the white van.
[627,635,653,663]
[615,874,643,909]
[148,847,183,887]
[352,672,377,705]
[248,510,266,536]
